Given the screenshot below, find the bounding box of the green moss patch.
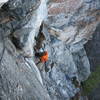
[82,66,100,95]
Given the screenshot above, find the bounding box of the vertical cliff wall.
[0,0,100,100]
[0,0,50,100]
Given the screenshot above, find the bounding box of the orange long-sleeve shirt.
[40,51,48,63]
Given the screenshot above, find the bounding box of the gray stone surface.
[0,0,50,100]
[0,0,99,100]
[0,36,50,100]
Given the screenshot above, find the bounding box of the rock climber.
[40,51,48,63]
[35,51,48,64]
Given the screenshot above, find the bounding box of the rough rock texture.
[0,0,8,8]
[40,0,99,99]
[0,0,100,100]
[0,0,50,100]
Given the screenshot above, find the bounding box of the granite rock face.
[0,0,100,100]
[0,0,50,100]
[40,0,99,99]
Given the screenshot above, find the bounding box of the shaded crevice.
[11,36,24,50]
[34,23,45,50]
[0,33,6,66]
